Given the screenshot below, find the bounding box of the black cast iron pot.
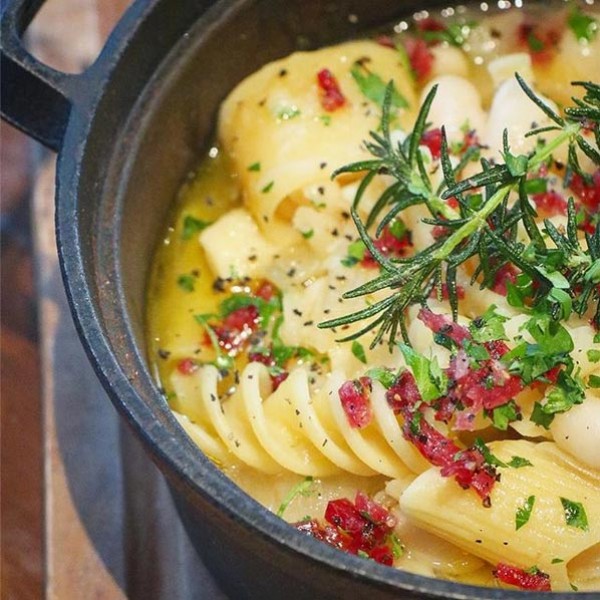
[1,1,590,598]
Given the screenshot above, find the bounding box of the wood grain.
[1,121,43,600]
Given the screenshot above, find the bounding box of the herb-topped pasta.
[147,0,600,592]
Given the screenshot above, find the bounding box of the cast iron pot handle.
[1,0,80,151]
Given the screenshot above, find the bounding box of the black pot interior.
[57,0,585,598]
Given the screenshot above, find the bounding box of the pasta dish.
[147,0,600,591]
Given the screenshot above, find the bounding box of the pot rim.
[54,0,592,598]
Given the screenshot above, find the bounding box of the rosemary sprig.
[320,76,600,346]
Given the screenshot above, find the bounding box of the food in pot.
[147,0,600,592]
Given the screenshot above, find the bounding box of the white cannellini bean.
[550,392,600,470]
[487,52,533,89]
[483,78,559,159]
[420,75,486,144]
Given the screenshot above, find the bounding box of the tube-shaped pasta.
[400,440,600,591]
[219,41,417,227]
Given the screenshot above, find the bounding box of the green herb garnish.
[506,456,533,469]
[526,32,545,53]
[365,366,397,389]
[389,532,404,559]
[319,78,600,346]
[469,306,509,343]
[516,495,535,530]
[193,314,234,371]
[560,497,589,531]
[473,439,532,471]
[418,20,476,47]
[530,401,555,429]
[490,401,521,431]
[350,62,409,110]
[277,476,315,517]
[177,274,197,292]
[587,349,600,363]
[588,374,600,388]
[261,181,275,193]
[352,340,368,364]
[341,239,367,267]
[182,215,211,240]
[399,344,447,402]
[276,105,301,120]
[568,5,598,42]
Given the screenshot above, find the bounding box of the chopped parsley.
[503,144,529,177]
[276,105,301,120]
[587,349,600,363]
[261,181,275,193]
[490,401,521,431]
[388,218,407,240]
[389,532,404,559]
[504,315,576,384]
[473,439,532,470]
[341,239,367,267]
[506,273,534,308]
[506,456,533,469]
[523,177,547,195]
[399,344,447,402]
[351,340,367,364]
[419,21,476,47]
[526,31,546,53]
[350,62,409,110]
[473,438,506,468]
[301,229,314,239]
[193,314,234,371]
[319,114,332,126]
[365,367,397,389]
[276,476,315,517]
[530,402,555,430]
[271,315,319,368]
[544,371,585,410]
[530,369,585,429]
[181,215,211,240]
[177,273,197,292]
[567,5,598,43]
[247,161,261,172]
[220,291,281,328]
[469,306,509,343]
[560,498,589,531]
[589,374,600,388]
[463,339,491,362]
[515,495,535,530]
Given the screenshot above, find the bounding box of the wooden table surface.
[1,2,228,598]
